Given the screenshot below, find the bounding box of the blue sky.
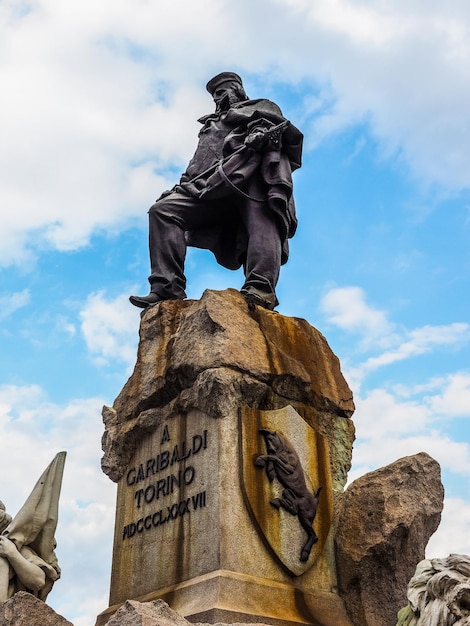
[1,1,470,624]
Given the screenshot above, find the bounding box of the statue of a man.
[130,72,303,311]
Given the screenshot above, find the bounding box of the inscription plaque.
[109,412,215,606]
[121,427,208,540]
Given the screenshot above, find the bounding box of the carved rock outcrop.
[106,598,189,626]
[105,598,273,626]
[0,592,73,626]
[101,288,355,485]
[334,453,444,626]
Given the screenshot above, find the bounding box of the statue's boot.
[129,293,164,308]
[241,291,275,311]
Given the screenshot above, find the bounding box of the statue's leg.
[0,556,10,603]
[147,192,197,300]
[147,191,221,300]
[238,190,281,309]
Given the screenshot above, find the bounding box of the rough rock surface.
[101,288,355,485]
[106,598,189,626]
[334,452,444,626]
[106,599,272,626]
[0,591,73,626]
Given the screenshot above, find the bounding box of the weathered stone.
[0,591,73,626]
[97,289,356,626]
[101,288,355,487]
[105,597,275,626]
[99,405,354,626]
[107,598,189,626]
[334,453,444,626]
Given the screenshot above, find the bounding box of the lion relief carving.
[397,554,470,626]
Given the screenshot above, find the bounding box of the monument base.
[96,403,353,626]
[96,569,352,626]
[98,290,356,626]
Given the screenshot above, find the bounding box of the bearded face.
[213,81,247,113]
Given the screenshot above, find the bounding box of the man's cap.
[206,72,243,95]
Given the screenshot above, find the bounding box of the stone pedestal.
[96,289,355,626]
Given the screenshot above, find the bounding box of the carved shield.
[240,406,332,576]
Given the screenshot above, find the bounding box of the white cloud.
[0,383,115,624]
[0,289,30,320]
[320,286,395,343]
[349,370,470,554]
[79,291,139,368]
[429,373,470,418]
[354,388,430,439]
[351,370,470,473]
[322,283,470,562]
[321,286,470,388]
[1,0,470,266]
[0,0,204,267]
[357,322,470,376]
[352,432,470,482]
[290,0,470,190]
[427,497,470,558]
[57,318,77,337]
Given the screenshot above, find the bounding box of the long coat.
[178,98,303,271]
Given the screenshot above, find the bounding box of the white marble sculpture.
[397,554,470,625]
[0,452,66,603]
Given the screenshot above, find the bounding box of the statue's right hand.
[244,130,268,151]
[0,535,16,558]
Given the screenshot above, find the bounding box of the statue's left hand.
[156,188,174,201]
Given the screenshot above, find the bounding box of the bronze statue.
[130,72,303,311]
